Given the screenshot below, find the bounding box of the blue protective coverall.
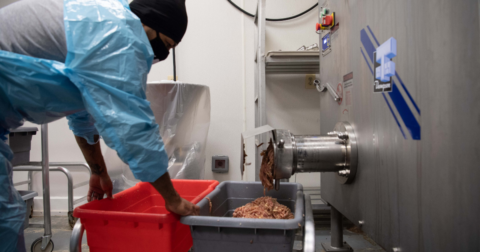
[0,0,168,250]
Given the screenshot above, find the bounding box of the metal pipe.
[14,166,74,213]
[295,135,346,173]
[272,122,357,186]
[73,195,88,205]
[320,82,340,101]
[41,124,52,249]
[73,180,89,189]
[51,162,91,176]
[254,0,267,182]
[173,48,176,81]
[58,167,73,213]
[70,219,84,252]
[28,171,32,191]
[13,180,30,186]
[330,206,343,247]
[321,204,352,251]
[303,194,315,252]
[29,162,92,176]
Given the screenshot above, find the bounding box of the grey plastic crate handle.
[304,194,315,252]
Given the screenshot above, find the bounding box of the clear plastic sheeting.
[106,81,211,192]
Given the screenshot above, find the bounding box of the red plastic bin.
[73,179,219,252]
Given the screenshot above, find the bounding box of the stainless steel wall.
[318,0,480,251]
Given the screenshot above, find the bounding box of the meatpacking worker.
[0,0,199,251]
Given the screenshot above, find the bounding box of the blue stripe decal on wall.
[360,43,406,139]
[360,28,421,140]
[395,73,420,114]
[382,93,407,139]
[366,26,421,115]
[360,29,376,62]
[361,48,374,74]
[388,83,421,139]
[367,25,380,46]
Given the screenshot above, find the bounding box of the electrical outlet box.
[305,74,316,89]
[212,156,229,173]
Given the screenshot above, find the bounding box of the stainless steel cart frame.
[13,163,91,228]
[69,194,316,252]
[13,126,92,229]
[11,124,92,251]
[35,124,54,250]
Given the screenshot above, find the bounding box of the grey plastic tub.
[181,181,304,252]
[18,190,38,229]
[9,127,38,166]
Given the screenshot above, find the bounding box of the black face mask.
[150,32,169,62]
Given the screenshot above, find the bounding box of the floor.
[24,216,384,252]
[314,227,385,252]
[24,216,89,252]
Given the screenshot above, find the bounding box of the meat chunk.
[233,197,294,220]
[259,139,275,191]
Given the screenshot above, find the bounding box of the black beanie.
[130,0,188,44]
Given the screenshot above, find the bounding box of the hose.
[173,48,176,81]
[227,0,318,22]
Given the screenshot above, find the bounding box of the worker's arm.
[150,172,200,216]
[74,135,113,202]
[75,134,199,215]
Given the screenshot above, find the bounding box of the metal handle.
[323,82,340,101]
[314,79,340,101]
[304,194,315,252]
[70,219,84,252]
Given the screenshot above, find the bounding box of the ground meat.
[259,139,275,191]
[233,197,294,220]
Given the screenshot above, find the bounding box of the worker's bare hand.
[88,173,113,202]
[165,197,200,216]
[150,172,200,216]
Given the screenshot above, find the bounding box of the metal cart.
[11,124,91,251]
[13,162,92,228]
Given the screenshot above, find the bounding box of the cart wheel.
[68,211,77,229]
[31,237,54,252]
